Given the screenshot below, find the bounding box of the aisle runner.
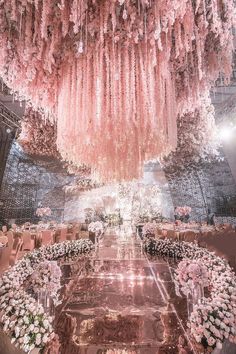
[57,228,194,354]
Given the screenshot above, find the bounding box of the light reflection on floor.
[56,227,194,354]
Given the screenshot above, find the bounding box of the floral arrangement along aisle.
[1,289,54,352]
[0,239,94,353]
[30,260,62,306]
[144,238,236,351]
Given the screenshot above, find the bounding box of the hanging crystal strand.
[19,5,23,39]
[123,46,130,122]
[74,59,80,139]
[135,46,142,165]
[117,42,122,131]
[105,43,110,134]
[24,4,33,57]
[144,4,147,43]
[10,0,17,22]
[70,59,76,143]
[187,291,193,319]
[147,47,155,129]
[34,0,40,11]
[111,40,117,137]
[139,44,149,129]
[138,0,141,16]
[84,3,88,53]
[41,0,49,39]
[94,48,99,129]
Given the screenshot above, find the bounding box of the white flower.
[43,319,49,328]
[35,333,41,346]
[23,335,30,344]
[42,334,49,343]
[29,324,34,331]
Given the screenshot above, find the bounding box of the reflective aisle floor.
[57,227,194,354]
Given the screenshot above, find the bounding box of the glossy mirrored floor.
[56,227,194,354]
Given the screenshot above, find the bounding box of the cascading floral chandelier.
[0,0,235,181]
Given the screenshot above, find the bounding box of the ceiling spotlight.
[218,126,235,142]
[6,128,11,134]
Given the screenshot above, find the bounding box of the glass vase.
[187,284,204,319]
[37,290,54,316]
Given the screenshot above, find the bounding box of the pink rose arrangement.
[36,207,52,218]
[30,260,62,304]
[175,259,210,296]
[175,206,192,217]
[0,239,94,351]
[144,238,236,350]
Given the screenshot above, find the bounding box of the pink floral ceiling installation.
[162,93,221,175]
[18,107,60,158]
[0,0,235,181]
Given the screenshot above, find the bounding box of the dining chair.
[41,230,54,246]
[0,236,13,272]
[21,231,34,251]
[6,231,14,245]
[79,231,89,239]
[10,236,23,264]
[59,228,68,242]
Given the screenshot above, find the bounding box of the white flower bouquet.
[0,239,94,352]
[190,297,236,349]
[175,206,192,217]
[30,260,62,305]
[0,289,54,353]
[88,221,104,235]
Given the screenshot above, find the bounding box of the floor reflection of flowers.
[78,313,143,344]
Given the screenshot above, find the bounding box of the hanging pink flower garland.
[18,107,59,158]
[0,0,234,181]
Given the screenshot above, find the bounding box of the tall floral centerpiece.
[36,207,52,222]
[175,259,210,317]
[30,260,62,311]
[144,238,236,351]
[88,221,104,237]
[175,206,192,223]
[0,239,94,353]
